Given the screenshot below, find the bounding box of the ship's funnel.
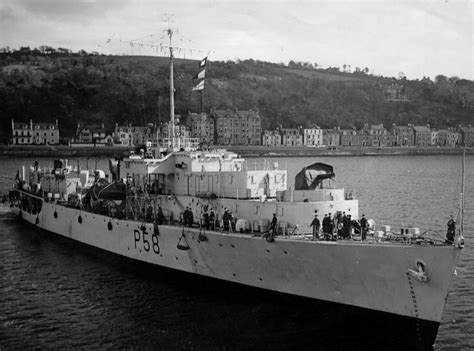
[294,163,335,190]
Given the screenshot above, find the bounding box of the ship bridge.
[139,150,288,199]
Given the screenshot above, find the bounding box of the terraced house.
[211,108,261,146]
[187,112,215,146]
[459,126,474,147]
[11,119,59,145]
[413,125,432,147]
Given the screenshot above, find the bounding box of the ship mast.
[166,28,176,150]
[129,35,178,150]
[130,25,205,152]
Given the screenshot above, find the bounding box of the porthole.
[53,211,58,219]
[107,221,113,231]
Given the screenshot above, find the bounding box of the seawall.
[0,145,133,158]
[226,146,472,158]
[0,145,471,158]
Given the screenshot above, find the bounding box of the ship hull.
[11,197,460,348]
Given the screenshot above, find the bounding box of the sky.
[0,0,472,80]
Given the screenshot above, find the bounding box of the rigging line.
[130,32,163,42]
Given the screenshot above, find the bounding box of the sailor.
[146,205,153,222]
[223,208,231,231]
[328,213,334,235]
[346,214,353,238]
[188,208,194,227]
[229,211,235,232]
[156,206,164,225]
[342,214,351,239]
[183,207,190,226]
[203,209,210,229]
[322,214,329,235]
[269,213,278,239]
[209,208,216,230]
[446,215,456,244]
[310,213,320,240]
[360,214,368,240]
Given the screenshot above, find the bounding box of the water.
[0,155,473,349]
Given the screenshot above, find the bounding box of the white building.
[303,127,323,147]
[12,119,60,145]
[262,130,282,146]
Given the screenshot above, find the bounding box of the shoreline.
[0,145,133,158]
[0,145,471,158]
[225,145,472,157]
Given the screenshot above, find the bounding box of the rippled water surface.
[1,155,473,350]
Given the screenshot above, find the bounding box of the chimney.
[30,119,33,130]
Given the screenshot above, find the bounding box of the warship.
[7,30,465,349]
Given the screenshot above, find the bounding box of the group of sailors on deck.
[310,211,369,241]
[181,206,217,230]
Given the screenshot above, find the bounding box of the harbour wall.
[0,145,471,158]
[0,145,133,158]
[226,145,472,158]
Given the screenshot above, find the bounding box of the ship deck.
[8,188,449,247]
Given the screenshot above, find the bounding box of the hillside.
[1,50,473,143]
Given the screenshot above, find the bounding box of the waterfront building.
[437,129,459,147]
[75,123,114,146]
[365,124,387,147]
[154,121,197,150]
[459,126,474,147]
[212,108,261,145]
[11,119,59,145]
[262,129,282,146]
[281,128,303,146]
[358,130,372,147]
[339,129,359,147]
[134,124,157,147]
[114,124,133,146]
[303,127,323,147]
[114,123,158,147]
[322,129,340,147]
[412,125,432,147]
[390,125,414,146]
[188,112,215,145]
